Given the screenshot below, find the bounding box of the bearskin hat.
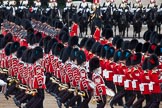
[5,43,12,56]
[112,35,121,46]
[31,47,43,62]
[121,41,130,50]
[154,45,162,56]
[68,36,79,47]
[96,44,103,57]
[10,42,20,54]
[61,32,69,44]
[59,48,65,60]
[16,46,27,58]
[100,45,110,58]
[43,36,51,47]
[150,31,158,44]
[85,38,95,51]
[79,37,88,48]
[2,33,13,48]
[35,32,42,43]
[76,50,86,65]
[21,49,32,63]
[142,42,150,53]
[70,48,79,61]
[143,30,151,41]
[91,42,100,54]
[148,54,159,70]
[55,21,63,29]
[129,39,138,50]
[62,46,73,63]
[39,38,44,47]
[102,28,113,39]
[116,38,123,49]
[89,57,100,72]
[120,50,132,61]
[27,27,34,35]
[45,38,58,54]
[148,43,157,54]
[126,54,133,66]
[53,43,64,57]
[94,18,102,28]
[142,57,148,70]
[135,43,143,53]
[113,50,122,62]
[26,33,35,45]
[131,53,142,65]
[106,47,115,59]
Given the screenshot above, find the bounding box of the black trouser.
[79,91,92,108]
[110,86,125,107]
[143,94,152,108]
[131,91,144,108]
[97,95,107,108]
[67,95,81,107]
[124,90,136,107]
[148,93,161,108]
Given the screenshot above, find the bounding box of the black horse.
[78,8,90,37]
[133,9,143,38]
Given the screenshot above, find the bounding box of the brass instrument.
[18,84,28,90]
[50,77,60,84]
[0,68,8,74]
[58,83,69,91]
[25,89,38,96]
[77,91,86,97]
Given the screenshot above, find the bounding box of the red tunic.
[93,28,100,41]
[149,70,162,94]
[70,23,78,37]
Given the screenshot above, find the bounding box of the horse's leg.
[127,27,129,37]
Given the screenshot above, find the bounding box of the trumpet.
[77,91,86,97]
[25,89,38,96]
[50,77,60,84]
[0,68,8,74]
[18,84,28,90]
[58,83,69,91]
